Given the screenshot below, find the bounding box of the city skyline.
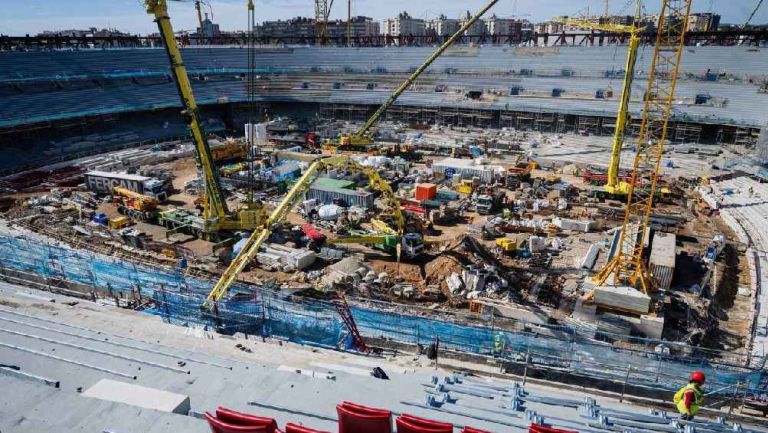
[1,0,766,36]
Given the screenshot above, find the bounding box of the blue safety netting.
[0,232,765,395]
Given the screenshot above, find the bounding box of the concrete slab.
[82,379,191,414]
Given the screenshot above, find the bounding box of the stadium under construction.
[2,0,768,432]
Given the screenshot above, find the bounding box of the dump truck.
[505,162,534,189]
[476,190,505,215]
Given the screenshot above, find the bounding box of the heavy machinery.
[592,0,693,297]
[505,162,534,189]
[495,237,518,255]
[144,0,267,240]
[204,156,408,306]
[455,179,477,195]
[475,190,505,215]
[112,186,159,221]
[210,140,248,162]
[564,3,644,198]
[322,0,498,153]
[328,230,425,259]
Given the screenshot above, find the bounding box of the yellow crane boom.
[204,156,405,305]
[565,1,644,194]
[145,0,266,237]
[593,0,693,294]
[146,0,228,220]
[112,187,159,206]
[330,0,499,150]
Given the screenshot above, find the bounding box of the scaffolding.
[673,123,702,143]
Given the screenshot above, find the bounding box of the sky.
[1,0,766,35]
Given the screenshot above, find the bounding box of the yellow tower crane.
[324,0,499,152]
[564,1,644,196]
[593,0,693,296]
[315,0,332,44]
[144,0,267,239]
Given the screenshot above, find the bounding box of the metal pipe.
[0,307,232,369]
[0,328,189,374]
[0,314,231,369]
[401,401,526,429]
[0,341,136,379]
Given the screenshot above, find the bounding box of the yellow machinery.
[112,186,160,221]
[322,0,498,153]
[495,238,517,254]
[456,179,476,195]
[593,0,693,296]
[210,139,248,162]
[108,216,133,230]
[204,156,406,306]
[565,2,644,197]
[144,0,267,237]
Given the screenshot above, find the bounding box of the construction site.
[2,0,768,432]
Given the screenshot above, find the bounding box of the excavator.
[204,0,499,306]
[322,0,498,153]
[145,0,267,241]
[562,3,644,199]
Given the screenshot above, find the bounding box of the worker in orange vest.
[674,371,705,420]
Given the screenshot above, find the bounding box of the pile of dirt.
[423,235,502,292]
[423,254,464,288]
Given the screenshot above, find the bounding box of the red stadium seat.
[204,412,273,433]
[336,402,392,433]
[396,414,453,433]
[339,401,391,416]
[284,423,331,433]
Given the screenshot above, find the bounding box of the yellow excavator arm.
[204,156,405,305]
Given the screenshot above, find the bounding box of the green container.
[312,177,355,190]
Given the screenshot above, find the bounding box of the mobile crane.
[590,0,693,301]
[112,187,159,221]
[145,0,267,240]
[204,155,409,306]
[564,1,644,198]
[322,0,499,153]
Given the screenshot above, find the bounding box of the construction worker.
[674,371,705,420]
